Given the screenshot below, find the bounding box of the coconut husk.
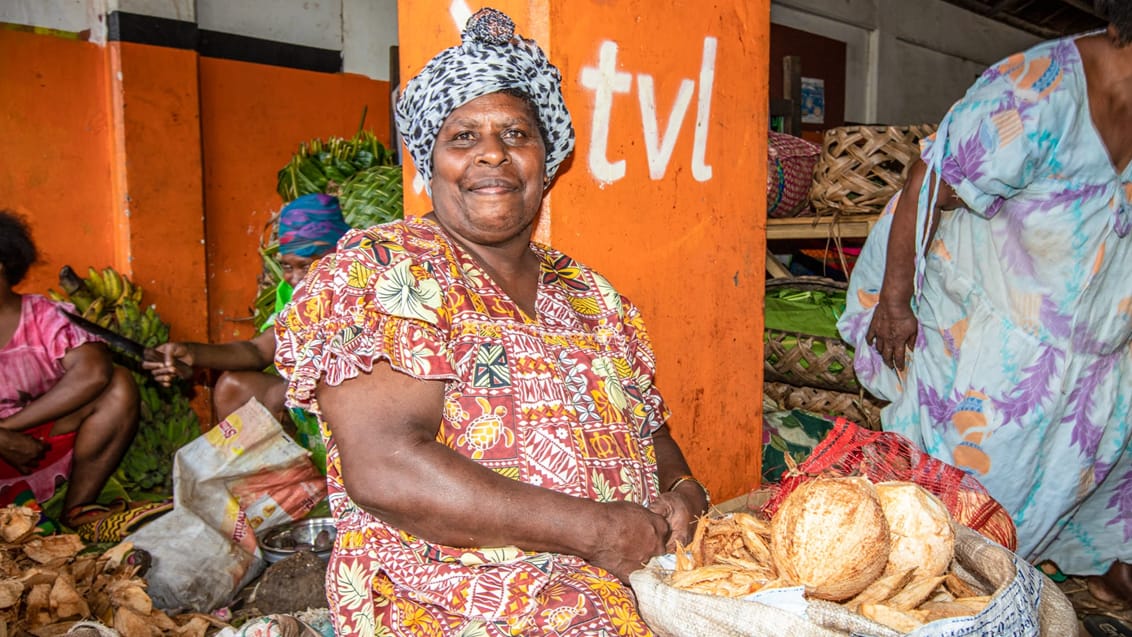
[0,505,231,636]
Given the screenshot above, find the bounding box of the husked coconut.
[876,481,955,578]
[770,477,890,601]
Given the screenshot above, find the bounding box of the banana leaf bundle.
[254,131,405,332]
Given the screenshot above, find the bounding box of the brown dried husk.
[875,481,955,578]
[770,477,890,601]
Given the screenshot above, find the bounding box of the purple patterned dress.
[839,35,1132,576]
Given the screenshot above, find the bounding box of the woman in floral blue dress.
[839,0,1132,605]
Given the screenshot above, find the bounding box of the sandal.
[1084,614,1132,637]
[69,499,173,543]
[63,498,129,526]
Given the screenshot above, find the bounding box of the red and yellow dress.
[275,216,666,636]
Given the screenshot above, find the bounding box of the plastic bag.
[126,399,326,612]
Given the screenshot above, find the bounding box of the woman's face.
[429,92,548,246]
[279,253,316,288]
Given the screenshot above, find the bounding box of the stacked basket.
[763,277,886,430]
[809,124,937,218]
[764,125,936,429]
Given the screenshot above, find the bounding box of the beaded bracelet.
[668,475,711,507]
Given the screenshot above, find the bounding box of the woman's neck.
[424,214,540,316]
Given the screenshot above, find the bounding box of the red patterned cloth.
[767,131,820,218]
[275,217,667,636]
[763,418,1018,551]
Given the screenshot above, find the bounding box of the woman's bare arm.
[319,360,670,582]
[0,342,113,432]
[867,159,959,370]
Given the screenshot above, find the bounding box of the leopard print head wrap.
[395,7,575,195]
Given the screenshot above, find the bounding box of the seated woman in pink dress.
[0,210,139,533]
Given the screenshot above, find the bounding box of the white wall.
[0,0,400,81]
[342,0,398,81]
[772,0,1040,125]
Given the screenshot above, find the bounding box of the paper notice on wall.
[801,77,825,125]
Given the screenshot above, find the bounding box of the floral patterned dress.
[275,216,666,636]
[839,36,1132,576]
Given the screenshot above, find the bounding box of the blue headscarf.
[277,194,351,258]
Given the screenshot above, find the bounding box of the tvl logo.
[415,2,717,193]
[580,37,717,185]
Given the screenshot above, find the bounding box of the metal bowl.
[256,517,336,564]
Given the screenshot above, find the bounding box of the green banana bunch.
[49,265,202,498]
[115,376,200,492]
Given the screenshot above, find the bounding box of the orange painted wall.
[0,29,116,295]
[398,0,769,500]
[197,59,392,343]
[106,41,209,342]
[3,27,394,426]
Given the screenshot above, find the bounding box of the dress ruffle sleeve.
[30,295,104,364]
[274,227,459,413]
[920,50,1053,218]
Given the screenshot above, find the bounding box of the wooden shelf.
[766,213,880,241]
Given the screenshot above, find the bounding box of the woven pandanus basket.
[763,277,858,393]
[809,124,937,216]
[763,381,885,431]
[763,276,887,430]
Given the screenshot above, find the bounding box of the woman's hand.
[866,296,918,371]
[649,483,708,551]
[587,501,670,582]
[0,429,49,474]
[142,343,194,386]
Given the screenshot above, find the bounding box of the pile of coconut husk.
[0,505,228,637]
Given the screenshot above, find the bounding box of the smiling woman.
[273,7,708,637]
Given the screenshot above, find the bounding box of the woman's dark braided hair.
[1095,0,1132,46]
[0,210,38,286]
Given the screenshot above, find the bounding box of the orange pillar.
[104,41,210,343]
[398,0,769,500]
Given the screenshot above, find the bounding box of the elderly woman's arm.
[318,361,671,583]
[867,159,960,370]
[650,427,708,550]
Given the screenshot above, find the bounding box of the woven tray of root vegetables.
[630,477,1074,637]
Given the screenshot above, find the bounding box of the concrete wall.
[0,0,398,80]
[772,0,1040,125]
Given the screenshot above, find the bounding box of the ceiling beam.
[1058,0,1103,19]
[942,0,1065,38]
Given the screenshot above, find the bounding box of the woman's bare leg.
[54,366,139,518]
[1088,561,1132,608]
[212,371,287,423]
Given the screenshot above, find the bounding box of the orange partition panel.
[398,0,769,500]
[0,30,115,295]
[198,59,392,343]
[105,41,209,342]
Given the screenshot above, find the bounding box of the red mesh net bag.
[762,418,1017,551]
